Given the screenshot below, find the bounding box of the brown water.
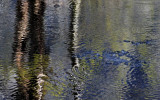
[0,0,160,100]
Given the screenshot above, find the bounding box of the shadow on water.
[13,0,49,100]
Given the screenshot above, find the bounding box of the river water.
[0,0,160,100]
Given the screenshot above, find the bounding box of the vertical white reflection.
[72,0,81,68]
[72,0,82,100]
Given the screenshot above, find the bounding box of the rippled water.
[0,0,160,100]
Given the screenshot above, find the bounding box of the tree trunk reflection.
[13,0,48,100]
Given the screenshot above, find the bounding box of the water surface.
[0,0,160,100]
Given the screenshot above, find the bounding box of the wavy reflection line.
[70,0,82,100]
[28,0,47,100]
[72,0,81,68]
[14,0,29,68]
[13,0,47,100]
[13,0,30,99]
[28,0,46,99]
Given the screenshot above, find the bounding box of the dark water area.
[0,0,160,100]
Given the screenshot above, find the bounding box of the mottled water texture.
[0,0,160,100]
